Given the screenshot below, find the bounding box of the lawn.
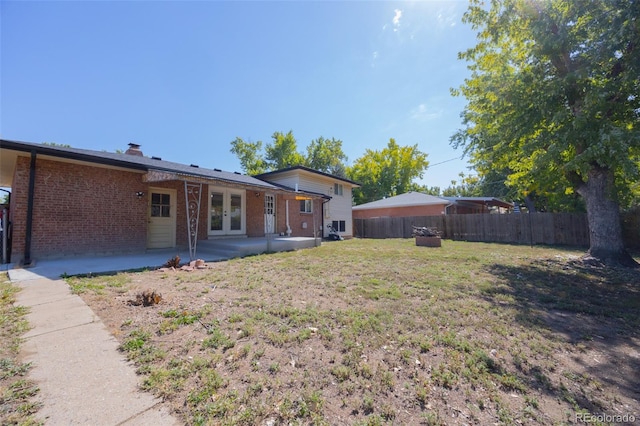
[68,239,639,425]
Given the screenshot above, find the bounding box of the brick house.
[352,191,512,219]
[0,139,328,264]
[256,166,360,239]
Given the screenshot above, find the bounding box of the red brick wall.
[10,156,148,260]
[248,192,323,238]
[8,154,315,261]
[246,191,265,237]
[275,194,322,237]
[352,204,447,219]
[9,157,28,261]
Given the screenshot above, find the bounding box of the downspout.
[312,198,318,245]
[23,151,37,266]
[1,189,10,264]
[443,203,455,241]
[322,197,332,238]
[444,203,454,215]
[286,184,299,237]
[285,200,291,236]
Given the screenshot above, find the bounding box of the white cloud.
[411,103,443,121]
[393,9,402,31]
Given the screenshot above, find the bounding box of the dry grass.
[0,274,42,426]
[69,239,640,425]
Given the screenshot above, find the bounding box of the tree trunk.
[576,166,639,267]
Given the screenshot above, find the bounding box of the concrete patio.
[2,236,320,280]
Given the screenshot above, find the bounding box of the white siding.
[262,173,300,189]
[327,186,354,238]
[264,170,356,237]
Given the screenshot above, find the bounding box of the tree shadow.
[484,258,640,411]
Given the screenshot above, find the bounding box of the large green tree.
[305,136,349,177]
[441,173,483,197]
[348,139,429,204]
[452,0,640,267]
[265,131,305,170]
[230,137,268,175]
[230,132,348,176]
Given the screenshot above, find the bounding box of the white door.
[264,194,275,234]
[147,188,177,248]
[209,187,246,236]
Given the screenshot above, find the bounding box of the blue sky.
[1,0,477,190]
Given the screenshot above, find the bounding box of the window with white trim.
[334,183,344,196]
[300,199,313,213]
[332,220,346,232]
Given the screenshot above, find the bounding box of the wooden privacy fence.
[354,213,591,247]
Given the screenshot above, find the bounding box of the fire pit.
[412,226,442,247]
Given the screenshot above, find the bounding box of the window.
[264,194,275,216]
[334,183,344,196]
[230,193,242,230]
[332,220,346,232]
[151,193,171,217]
[210,192,223,231]
[300,199,313,213]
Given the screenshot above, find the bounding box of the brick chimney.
[125,143,143,156]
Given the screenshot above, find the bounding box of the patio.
[3,236,320,280]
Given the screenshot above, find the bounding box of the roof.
[0,139,281,190]
[352,192,450,210]
[255,165,361,187]
[352,192,514,211]
[259,179,331,200]
[442,197,514,209]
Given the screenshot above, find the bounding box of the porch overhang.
[142,169,326,259]
[142,169,280,192]
[142,168,327,200]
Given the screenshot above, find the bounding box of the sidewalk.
[11,273,181,425]
[2,237,321,424]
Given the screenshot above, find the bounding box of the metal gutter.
[0,139,286,192]
[0,139,149,172]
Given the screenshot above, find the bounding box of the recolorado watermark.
[576,412,636,423]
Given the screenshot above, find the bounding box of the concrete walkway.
[2,237,320,424]
[11,273,181,425]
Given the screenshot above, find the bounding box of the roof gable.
[255,165,360,188]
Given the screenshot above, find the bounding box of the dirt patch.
[72,240,640,425]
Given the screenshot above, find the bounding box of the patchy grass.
[73,239,640,425]
[0,274,42,425]
[66,273,131,295]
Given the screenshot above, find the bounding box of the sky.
[1,0,478,190]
